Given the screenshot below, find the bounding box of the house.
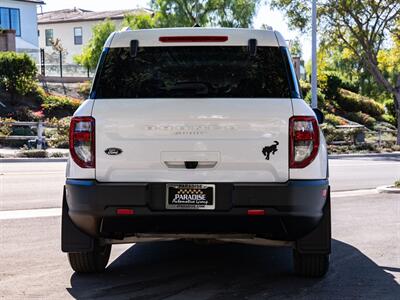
[0,0,44,61]
[37,8,152,64]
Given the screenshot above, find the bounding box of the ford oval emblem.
[105,148,123,155]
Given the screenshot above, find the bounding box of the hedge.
[41,94,82,118]
[342,111,376,128]
[321,72,359,99]
[336,89,385,119]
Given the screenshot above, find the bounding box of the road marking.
[0,188,380,220]
[0,208,61,220]
[1,172,64,176]
[331,189,378,198]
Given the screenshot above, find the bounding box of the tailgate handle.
[185,161,198,169]
[164,161,217,169]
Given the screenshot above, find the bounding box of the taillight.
[289,116,319,168]
[69,116,95,168]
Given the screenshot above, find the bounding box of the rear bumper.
[65,179,329,241]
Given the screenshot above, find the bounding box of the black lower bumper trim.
[65,179,328,240]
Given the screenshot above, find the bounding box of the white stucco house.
[37,8,152,64]
[0,0,44,60]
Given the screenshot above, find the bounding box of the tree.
[74,19,116,70]
[75,1,261,70]
[123,12,156,29]
[270,0,400,143]
[151,0,261,28]
[289,37,302,57]
[50,38,68,64]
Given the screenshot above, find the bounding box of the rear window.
[92,46,299,99]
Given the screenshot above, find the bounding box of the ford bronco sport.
[62,28,331,277]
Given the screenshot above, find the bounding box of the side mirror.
[313,108,324,124]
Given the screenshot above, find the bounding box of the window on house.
[0,7,21,36]
[45,29,53,46]
[74,27,82,45]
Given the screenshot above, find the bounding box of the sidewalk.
[328,151,400,159]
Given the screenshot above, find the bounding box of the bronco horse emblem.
[262,141,279,160]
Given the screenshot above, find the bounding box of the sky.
[39,0,312,59]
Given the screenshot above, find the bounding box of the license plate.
[166,184,215,210]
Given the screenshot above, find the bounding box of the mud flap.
[61,186,94,253]
[295,186,331,254]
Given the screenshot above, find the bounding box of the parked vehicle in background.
[62,27,331,277]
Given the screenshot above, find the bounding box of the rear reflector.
[247,210,266,216]
[159,36,228,43]
[116,209,135,215]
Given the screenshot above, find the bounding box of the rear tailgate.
[93,98,292,183]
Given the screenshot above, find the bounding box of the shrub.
[0,52,37,98]
[355,143,379,152]
[395,180,400,188]
[342,111,376,128]
[11,125,35,136]
[382,114,396,126]
[78,81,92,99]
[300,80,311,97]
[337,89,385,119]
[323,73,342,100]
[317,71,359,100]
[322,124,346,143]
[46,117,71,148]
[16,150,48,158]
[304,89,326,109]
[29,85,47,104]
[42,94,81,118]
[322,125,364,144]
[0,117,14,136]
[325,113,346,126]
[8,107,44,121]
[50,151,66,158]
[384,98,397,120]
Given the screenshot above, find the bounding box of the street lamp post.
[311,0,317,109]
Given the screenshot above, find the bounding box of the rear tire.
[293,250,329,277]
[68,242,111,273]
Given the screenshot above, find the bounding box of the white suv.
[62,28,331,277]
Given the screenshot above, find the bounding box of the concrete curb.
[376,185,400,194]
[329,152,400,159]
[0,158,68,163]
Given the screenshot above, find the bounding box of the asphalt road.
[0,192,398,299]
[0,155,399,299]
[329,155,400,191]
[0,155,399,211]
